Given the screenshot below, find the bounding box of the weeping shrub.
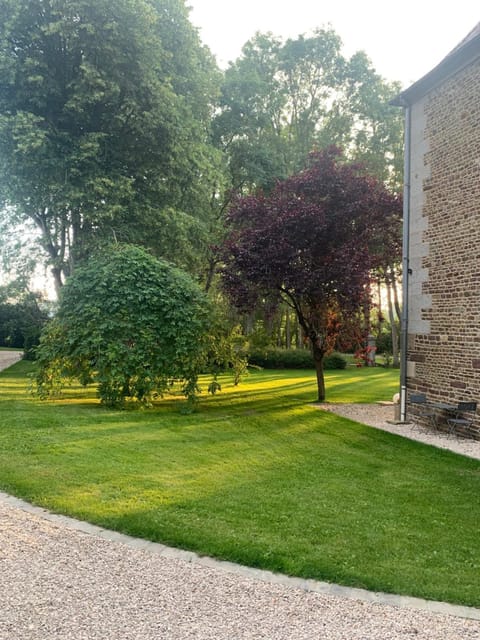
[35,244,213,407]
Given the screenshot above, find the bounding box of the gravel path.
[1,499,480,640]
[1,354,480,638]
[0,350,23,371]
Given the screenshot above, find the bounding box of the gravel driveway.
[1,496,479,640]
[1,354,480,638]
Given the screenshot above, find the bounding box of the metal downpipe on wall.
[400,104,411,422]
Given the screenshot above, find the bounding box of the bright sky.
[188,1,479,87]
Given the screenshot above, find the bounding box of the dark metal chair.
[409,394,437,430]
[447,402,477,437]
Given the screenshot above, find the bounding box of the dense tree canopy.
[221,148,402,401]
[0,10,404,302]
[35,244,214,406]
[213,29,404,195]
[0,6,405,387]
[0,0,221,293]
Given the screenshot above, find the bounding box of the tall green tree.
[213,29,404,193]
[0,0,221,294]
[342,51,404,191]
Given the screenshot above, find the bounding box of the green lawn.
[1,362,479,607]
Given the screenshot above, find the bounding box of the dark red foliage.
[222,147,400,311]
[220,147,402,400]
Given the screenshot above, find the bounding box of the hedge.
[248,349,347,370]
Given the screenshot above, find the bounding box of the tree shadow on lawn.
[25,379,319,416]
[39,436,480,608]
[3,370,479,607]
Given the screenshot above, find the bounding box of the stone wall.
[407,56,480,437]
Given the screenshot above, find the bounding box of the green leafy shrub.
[324,352,348,370]
[35,245,213,407]
[248,348,346,370]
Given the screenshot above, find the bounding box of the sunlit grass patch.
[0,361,479,606]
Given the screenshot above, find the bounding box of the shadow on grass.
[33,429,480,608]
[7,361,479,605]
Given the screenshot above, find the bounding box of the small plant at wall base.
[35,244,214,407]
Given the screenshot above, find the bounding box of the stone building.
[393,24,480,437]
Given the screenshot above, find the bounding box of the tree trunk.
[386,277,399,367]
[51,267,64,298]
[285,307,291,349]
[285,295,327,400]
[296,320,302,349]
[244,312,255,335]
[390,266,402,320]
[309,337,326,401]
[376,276,384,330]
[313,348,326,402]
[204,257,217,293]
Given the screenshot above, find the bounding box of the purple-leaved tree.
[221,147,402,401]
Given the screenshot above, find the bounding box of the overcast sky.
[188,1,479,87]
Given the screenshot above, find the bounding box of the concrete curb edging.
[1,491,479,622]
